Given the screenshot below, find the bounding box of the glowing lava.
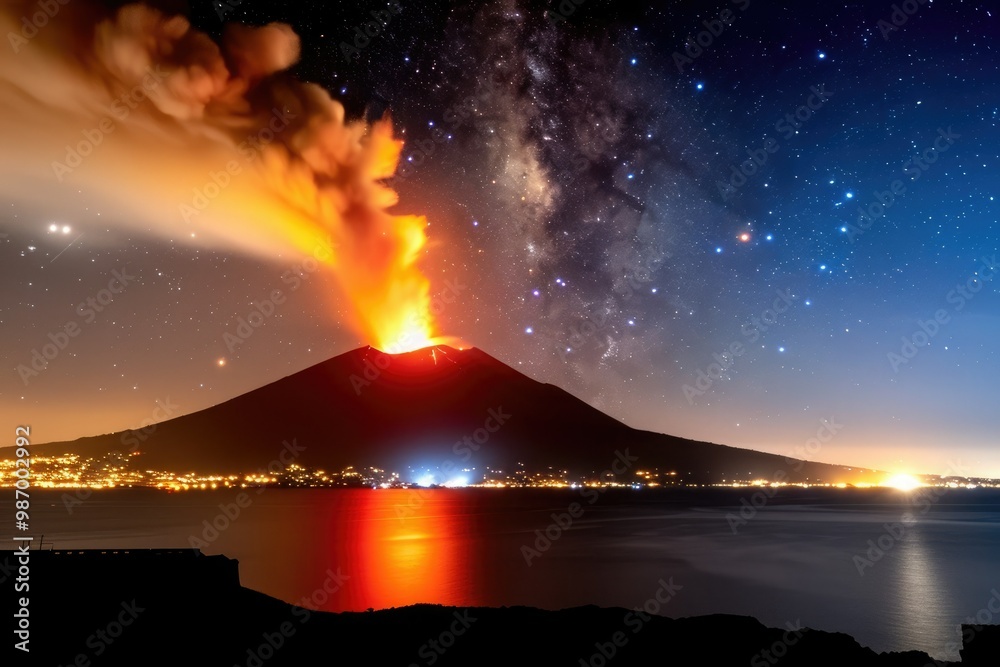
[319,120,447,353]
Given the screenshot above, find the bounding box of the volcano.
[21,346,877,484]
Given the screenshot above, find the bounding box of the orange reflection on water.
[327,490,477,611]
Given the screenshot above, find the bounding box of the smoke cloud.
[0,1,435,349]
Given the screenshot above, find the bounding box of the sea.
[11,486,1000,661]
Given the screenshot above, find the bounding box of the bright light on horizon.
[412,471,470,488]
[880,473,924,492]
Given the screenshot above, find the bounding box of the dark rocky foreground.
[2,549,996,666]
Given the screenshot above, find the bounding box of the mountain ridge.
[8,345,881,484]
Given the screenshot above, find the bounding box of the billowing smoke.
[0,1,436,351]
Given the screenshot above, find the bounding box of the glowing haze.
[0,1,437,352]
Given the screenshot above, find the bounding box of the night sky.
[2,0,998,476]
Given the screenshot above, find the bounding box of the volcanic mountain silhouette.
[27,346,875,483]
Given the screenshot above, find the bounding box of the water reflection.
[325,490,478,611]
[888,521,952,659]
[30,488,999,657]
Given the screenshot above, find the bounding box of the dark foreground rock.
[2,549,992,666]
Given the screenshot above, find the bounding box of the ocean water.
[13,487,1000,661]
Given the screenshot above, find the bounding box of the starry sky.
[2,0,998,476]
